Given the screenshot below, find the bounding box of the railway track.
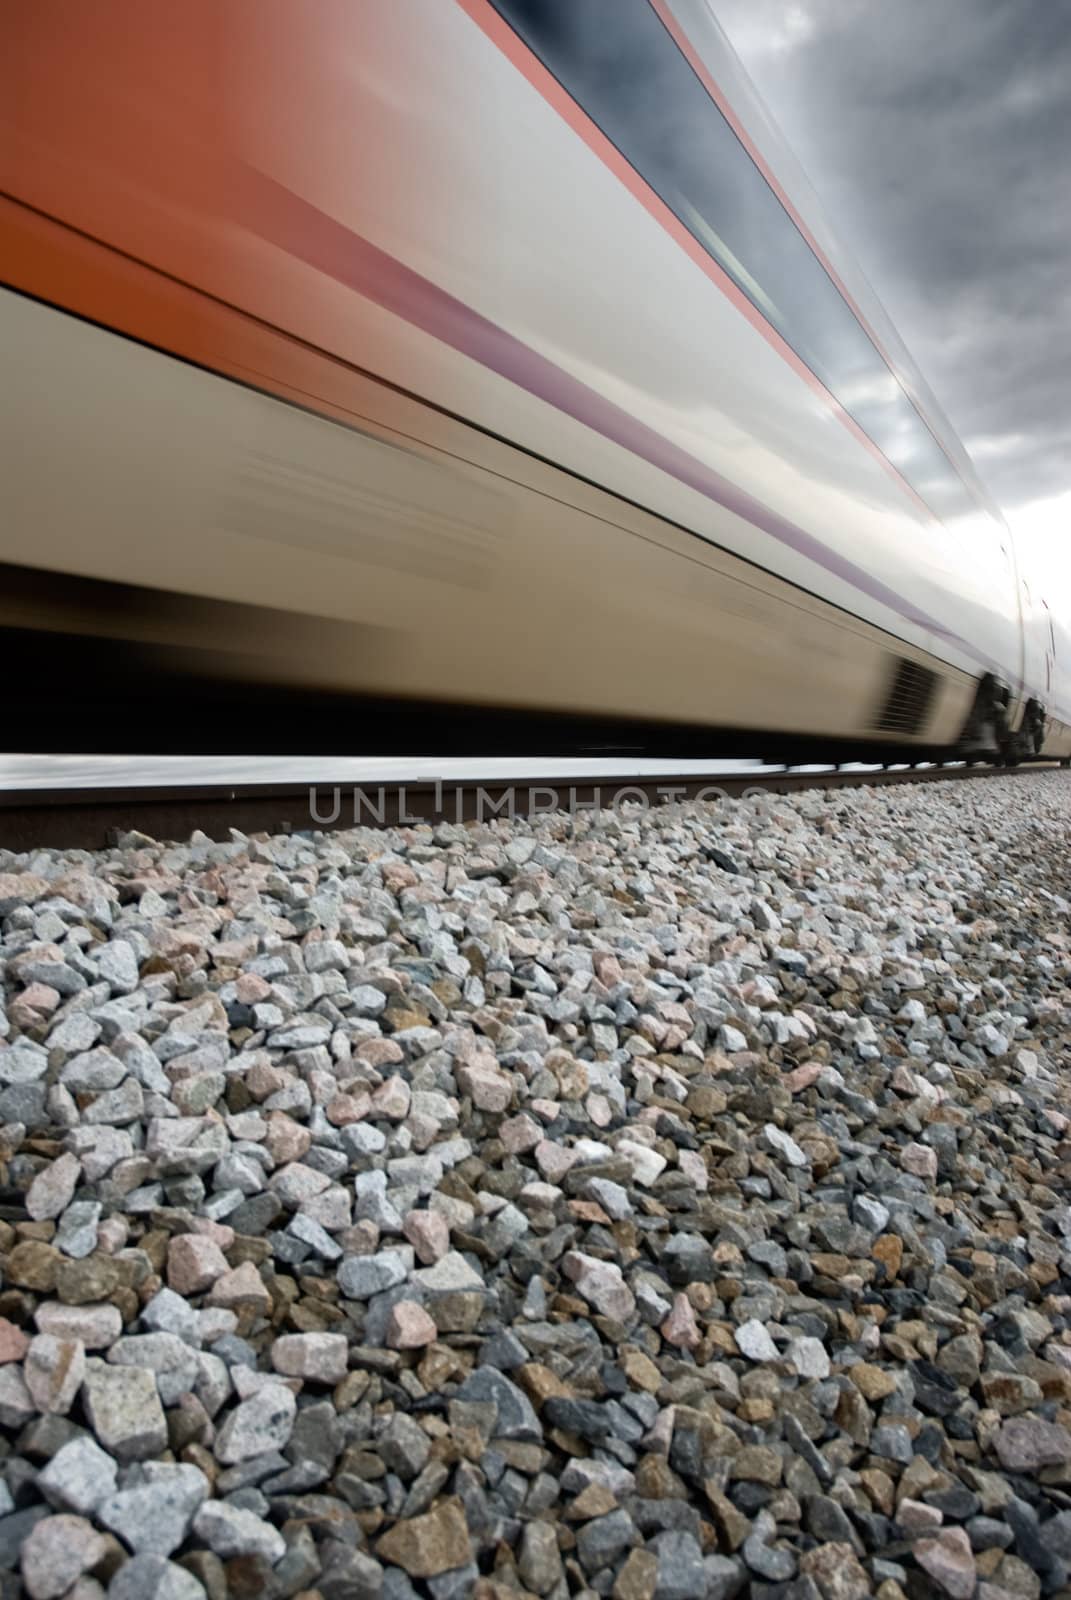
[1,760,1066,853]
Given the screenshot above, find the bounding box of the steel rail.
[0,762,1066,854]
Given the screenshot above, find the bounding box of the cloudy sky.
[715,0,1071,591]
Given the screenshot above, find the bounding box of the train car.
[1,0,1068,760]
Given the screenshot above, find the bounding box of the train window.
[491,0,976,524]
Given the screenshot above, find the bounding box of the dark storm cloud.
[714,0,1071,511]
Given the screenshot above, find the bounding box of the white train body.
[1,0,1067,756]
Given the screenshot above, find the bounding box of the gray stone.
[651,1530,708,1600]
[735,1320,779,1362]
[575,1509,638,1572]
[456,1365,543,1442]
[703,1554,747,1600]
[0,1505,50,1571]
[95,940,141,994]
[379,1412,432,1480]
[26,1152,82,1220]
[83,1362,168,1461]
[337,1251,409,1299]
[214,1383,297,1464]
[140,1288,201,1346]
[55,1201,102,1259]
[98,1463,209,1556]
[517,1519,563,1595]
[108,1333,199,1407]
[871,1424,915,1465]
[105,1554,208,1600]
[763,1123,808,1168]
[38,1436,119,1516]
[191,1499,286,1564]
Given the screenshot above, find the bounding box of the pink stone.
[593,952,623,986]
[327,1092,372,1126]
[0,871,48,907]
[34,1302,121,1349]
[914,1527,976,1600]
[562,1251,635,1323]
[892,1063,922,1096]
[263,1113,311,1165]
[386,1301,437,1350]
[20,1513,108,1600]
[96,1217,129,1255]
[457,1063,512,1114]
[372,1076,411,1120]
[0,1318,29,1365]
[21,984,62,1011]
[994,1415,1071,1472]
[206,1261,271,1314]
[535,1141,576,1183]
[783,1061,824,1094]
[899,1498,943,1533]
[530,1099,561,1123]
[500,1113,541,1154]
[355,1038,404,1068]
[235,972,273,1004]
[661,1295,701,1350]
[12,983,61,1024]
[403,1210,450,1265]
[168,1233,230,1295]
[677,1150,708,1193]
[190,1217,235,1250]
[585,1094,612,1128]
[901,1142,938,1181]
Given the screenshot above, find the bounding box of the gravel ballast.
[0,771,1068,1600]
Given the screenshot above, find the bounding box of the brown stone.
[375,1498,472,1578]
[620,1348,662,1394]
[5,1240,61,1293]
[613,1547,659,1600]
[54,1255,123,1305]
[565,1482,618,1521]
[738,1397,775,1424]
[860,1468,896,1516]
[799,1541,872,1600]
[702,1482,750,1550]
[851,1364,898,1401]
[731,1445,783,1485]
[635,1455,687,1501]
[873,1234,904,1279]
[834,1385,873,1446]
[517,1363,572,1407]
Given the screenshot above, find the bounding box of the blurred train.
[2,0,1069,760]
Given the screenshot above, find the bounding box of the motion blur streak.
[1,0,1067,760]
